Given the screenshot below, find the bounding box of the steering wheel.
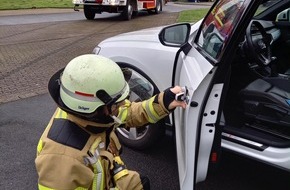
[246,20,273,67]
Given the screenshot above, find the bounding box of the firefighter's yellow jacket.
[35,92,170,190]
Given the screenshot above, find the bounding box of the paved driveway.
[0,11,179,104]
[0,2,213,104]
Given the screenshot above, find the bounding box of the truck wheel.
[122,0,133,20]
[84,5,95,20]
[154,0,162,14]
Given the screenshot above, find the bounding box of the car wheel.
[84,5,95,20]
[116,65,166,150]
[122,0,134,20]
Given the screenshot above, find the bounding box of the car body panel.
[173,48,215,188]
[222,136,290,170]
[99,27,164,42]
[95,21,204,91]
[196,82,223,182]
[96,27,184,91]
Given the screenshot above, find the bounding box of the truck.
[72,0,163,21]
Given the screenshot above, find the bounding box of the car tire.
[122,0,134,20]
[117,121,165,150]
[116,64,166,150]
[84,5,95,20]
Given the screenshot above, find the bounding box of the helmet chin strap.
[110,115,122,124]
[96,89,122,115]
[96,90,123,125]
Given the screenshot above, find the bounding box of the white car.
[94,0,290,189]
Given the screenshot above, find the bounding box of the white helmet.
[59,54,130,114]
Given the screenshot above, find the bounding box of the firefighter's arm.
[116,86,187,128]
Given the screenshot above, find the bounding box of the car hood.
[98,21,202,45]
[100,26,165,44]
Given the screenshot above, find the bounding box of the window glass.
[255,0,281,16]
[196,0,247,59]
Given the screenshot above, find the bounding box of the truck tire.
[148,0,162,14]
[154,0,162,14]
[122,0,133,20]
[84,5,95,20]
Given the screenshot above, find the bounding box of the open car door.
[164,0,263,189]
[172,43,222,190]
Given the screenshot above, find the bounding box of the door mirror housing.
[159,23,191,47]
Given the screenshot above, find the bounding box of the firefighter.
[35,54,187,190]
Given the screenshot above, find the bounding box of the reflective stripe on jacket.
[117,92,169,128]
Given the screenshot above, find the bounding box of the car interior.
[223,1,290,149]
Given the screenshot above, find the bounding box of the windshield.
[254,0,281,16]
[196,0,248,60]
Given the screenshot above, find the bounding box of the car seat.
[239,78,290,127]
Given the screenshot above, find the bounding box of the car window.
[196,0,248,60]
[254,0,281,16]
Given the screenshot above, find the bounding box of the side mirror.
[158,23,191,47]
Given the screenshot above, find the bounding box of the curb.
[173,2,213,6]
[0,8,75,16]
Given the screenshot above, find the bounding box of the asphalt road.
[0,93,180,189]
[1,94,290,190]
[0,3,290,190]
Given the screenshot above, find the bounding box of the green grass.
[0,0,73,10]
[177,8,209,23]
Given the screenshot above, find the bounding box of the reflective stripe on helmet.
[61,83,101,103]
[61,82,128,104]
[75,91,95,97]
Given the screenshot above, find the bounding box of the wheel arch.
[113,61,173,150]
[116,61,171,125]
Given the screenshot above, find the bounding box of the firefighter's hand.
[168,86,187,110]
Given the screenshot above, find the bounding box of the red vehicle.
[203,0,244,37]
[72,0,163,20]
